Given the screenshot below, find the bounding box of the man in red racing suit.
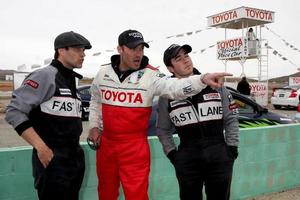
[88,29,231,200]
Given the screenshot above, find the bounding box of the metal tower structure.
[207,6,275,106]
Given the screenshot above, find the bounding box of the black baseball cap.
[54,31,92,50]
[163,44,192,66]
[118,29,149,49]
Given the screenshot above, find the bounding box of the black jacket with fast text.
[5,60,83,147]
[156,69,239,155]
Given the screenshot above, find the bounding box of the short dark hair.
[54,50,59,59]
[54,47,69,59]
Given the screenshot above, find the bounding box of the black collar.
[50,59,83,79]
[110,55,149,82]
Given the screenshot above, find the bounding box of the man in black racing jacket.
[156,44,239,200]
[5,31,92,200]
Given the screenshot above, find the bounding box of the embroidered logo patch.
[183,85,193,95]
[25,79,39,89]
[137,70,144,79]
[229,102,238,110]
[59,88,72,95]
[203,93,221,101]
[156,73,166,78]
[198,101,223,122]
[170,100,188,108]
[229,102,239,114]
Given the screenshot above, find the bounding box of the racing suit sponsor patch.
[198,101,223,122]
[227,94,238,115]
[101,89,143,104]
[40,96,82,117]
[156,72,166,78]
[128,70,144,84]
[137,70,145,79]
[103,74,114,82]
[229,102,239,115]
[170,100,188,108]
[203,93,221,101]
[59,88,72,95]
[169,106,198,126]
[25,79,39,89]
[129,71,139,83]
[182,85,193,95]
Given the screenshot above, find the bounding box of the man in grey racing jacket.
[5,31,92,200]
[156,44,239,200]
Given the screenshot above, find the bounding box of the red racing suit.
[89,55,207,200]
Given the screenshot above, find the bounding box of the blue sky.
[1,0,299,78]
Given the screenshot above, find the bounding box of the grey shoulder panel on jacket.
[5,65,58,129]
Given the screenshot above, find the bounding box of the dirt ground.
[248,187,300,200]
[0,101,7,113]
[0,80,13,91]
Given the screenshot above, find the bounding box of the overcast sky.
[1,0,299,78]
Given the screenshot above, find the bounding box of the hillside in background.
[269,72,300,84]
[0,69,93,91]
[0,70,15,80]
[224,72,300,89]
[0,70,15,75]
[1,69,300,89]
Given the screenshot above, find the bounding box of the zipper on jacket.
[184,99,200,122]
